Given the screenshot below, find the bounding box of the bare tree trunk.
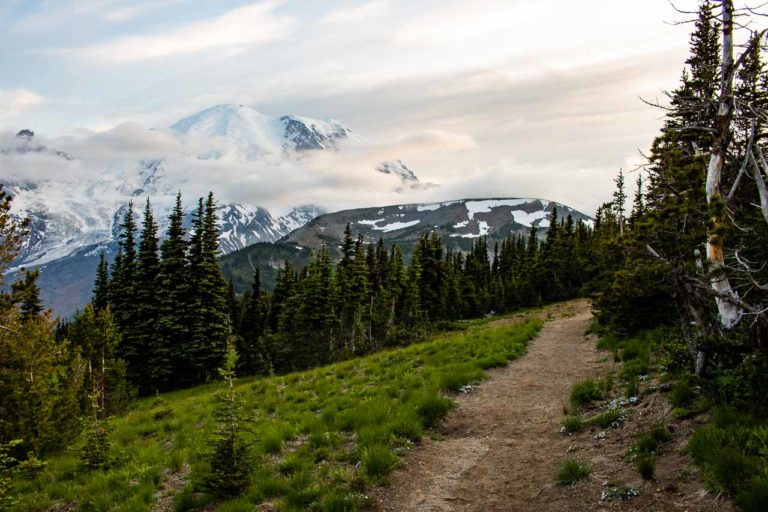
[706,0,742,330]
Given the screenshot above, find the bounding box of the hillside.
[220,197,593,292]
[280,198,592,252]
[9,307,544,511]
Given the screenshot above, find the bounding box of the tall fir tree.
[111,202,142,384]
[11,270,43,321]
[157,192,189,388]
[186,193,230,384]
[134,199,163,392]
[92,253,110,312]
[237,267,266,375]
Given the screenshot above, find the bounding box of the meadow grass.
[11,316,542,511]
[555,458,593,485]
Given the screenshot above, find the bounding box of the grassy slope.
[13,316,543,512]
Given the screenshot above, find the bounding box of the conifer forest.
[2,1,768,511]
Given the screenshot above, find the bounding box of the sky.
[0,0,697,216]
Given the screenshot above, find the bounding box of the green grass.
[687,411,768,497]
[635,455,655,481]
[10,316,543,511]
[633,423,671,455]
[569,378,608,408]
[583,408,623,428]
[560,415,582,434]
[556,458,593,485]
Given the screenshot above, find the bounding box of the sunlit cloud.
[55,1,293,63]
[321,1,388,24]
[0,89,44,122]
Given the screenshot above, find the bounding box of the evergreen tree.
[157,192,189,388]
[134,199,162,393]
[67,305,130,415]
[204,342,251,500]
[92,253,110,312]
[186,193,230,383]
[237,267,266,375]
[612,170,626,234]
[11,269,43,321]
[227,279,240,331]
[112,202,140,383]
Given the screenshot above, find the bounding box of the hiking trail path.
[372,299,729,512]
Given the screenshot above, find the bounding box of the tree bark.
[705,0,742,330]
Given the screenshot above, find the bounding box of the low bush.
[687,419,767,495]
[736,477,768,512]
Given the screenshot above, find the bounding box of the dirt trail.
[373,299,731,512]
[373,299,603,511]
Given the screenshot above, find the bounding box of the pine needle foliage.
[204,342,252,500]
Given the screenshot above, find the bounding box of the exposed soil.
[371,300,732,512]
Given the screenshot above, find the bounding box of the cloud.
[0,89,44,122]
[58,1,293,63]
[101,1,182,23]
[391,130,476,152]
[321,1,388,24]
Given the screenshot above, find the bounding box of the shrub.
[556,458,593,485]
[736,477,768,512]
[570,379,603,408]
[1,440,30,508]
[688,426,759,494]
[635,455,655,480]
[204,346,251,500]
[80,417,111,470]
[361,444,399,479]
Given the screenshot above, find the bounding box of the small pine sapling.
[204,341,253,500]
[1,439,45,508]
[80,394,111,470]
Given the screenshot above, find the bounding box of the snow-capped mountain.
[204,203,323,254]
[218,197,594,295]
[169,104,354,161]
[1,129,73,160]
[0,104,429,315]
[377,159,418,182]
[281,198,593,250]
[376,160,437,192]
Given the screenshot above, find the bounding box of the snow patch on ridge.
[357,218,421,232]
[511,209,548,227]
[465,199,532,219]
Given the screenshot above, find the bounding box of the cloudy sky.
[0,0,695,215]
